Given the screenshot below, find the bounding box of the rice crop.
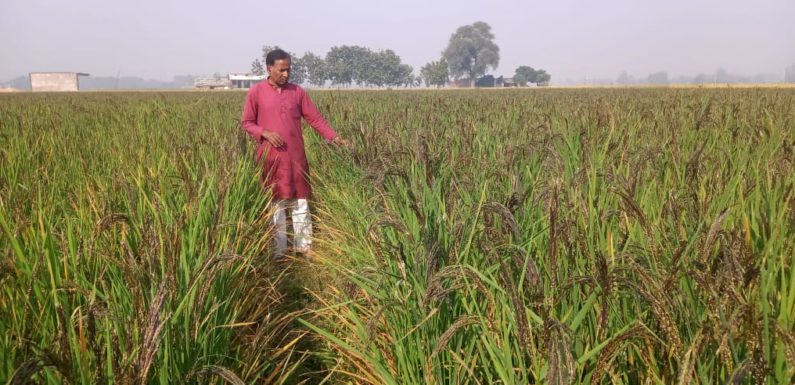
[0,92,310,384]
[308,88,795,385]
[1,88,793,384]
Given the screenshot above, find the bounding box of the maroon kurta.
[241,81,337,199]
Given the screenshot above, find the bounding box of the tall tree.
[255,44,414,87]
[371,49,413,87]
[442,21,500,87]
[301,52,327,87]
[420,59,449,87]
[251,59,264,76]
[290,56,308,85]
[324,46,413,87]
[325,45,371,86]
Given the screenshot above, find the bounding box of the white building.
[194,76,230,90]
[194,73,266,90]
[229,74,266,89]
[30,72,90,92]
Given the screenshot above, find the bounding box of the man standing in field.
[242,48,351,258]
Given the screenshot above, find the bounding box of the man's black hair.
[266,49,291,66]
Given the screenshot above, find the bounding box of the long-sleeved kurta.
[241,81,337,199]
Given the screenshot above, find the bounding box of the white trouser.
[273,198,312,255]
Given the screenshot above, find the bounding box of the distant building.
[194,73,266,90]
[446,76,518,88]
[194,76,230,90]
[30,72,89,92]
[229,74,266,89]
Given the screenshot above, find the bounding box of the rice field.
[1,88,793,384]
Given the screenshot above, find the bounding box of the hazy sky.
[2,0,794,82]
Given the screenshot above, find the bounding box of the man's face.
[267,58,291,86]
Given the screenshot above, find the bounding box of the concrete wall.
[30,73,79,92]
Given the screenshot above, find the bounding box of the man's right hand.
[262,131,284,148]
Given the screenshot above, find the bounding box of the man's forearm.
[241,120,265,141]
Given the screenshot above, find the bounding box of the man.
[241,48,350,258]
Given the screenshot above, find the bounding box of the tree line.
[252,45,416,88]
[252,21,552,88]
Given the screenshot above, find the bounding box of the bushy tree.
[253,44,414,88]
[325,45,413,87]
[514,66,536,86]
[364,49,414,87]
[513,73,528,87]
[534,69,551,86]
[301,52,327,87]
[325,45,370,86]
[513,65,551,86]
[290,57,308,85]
[420,59,449,87]
[442,21,500,87]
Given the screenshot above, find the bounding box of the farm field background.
[1,88,793,384]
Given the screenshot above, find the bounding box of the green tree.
[290,56,308,85]
[324,46,413,87]
[325,45,371,86]
[355,48,380,86]
[301,52,327,87]
[514,66,536,86]
[513,66,550,86]
[371,49,413,87]
[442,21,500,87]
[251,59,264,76]
[256,44,414,88]
[534,69,551,86]
[513,73,527,87]
[420,59,449,87]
